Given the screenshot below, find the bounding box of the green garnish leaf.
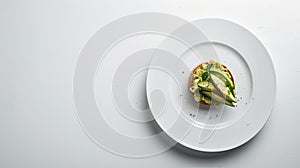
[202,71,209,80]
[207,64,212,71]
[225,80,230,87]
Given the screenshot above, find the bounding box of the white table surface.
[1,0,299,167]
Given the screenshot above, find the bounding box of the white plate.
[146,18,276,152]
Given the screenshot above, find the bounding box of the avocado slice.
[209,65,236,97]
[193,89,211,105]
[210,74,237,103]
[193,89,201,102]
[197,81,215,92]
[200,92,211,104]
[201,91,235,107]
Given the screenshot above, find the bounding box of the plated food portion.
[189,60,237,107]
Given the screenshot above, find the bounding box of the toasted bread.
[189,62,235,105]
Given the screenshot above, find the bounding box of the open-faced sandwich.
[189,60,237,107]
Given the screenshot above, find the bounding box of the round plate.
[146,18,276,152]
